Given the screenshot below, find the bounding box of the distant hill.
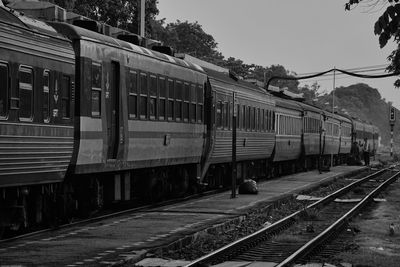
[311,83,399,153]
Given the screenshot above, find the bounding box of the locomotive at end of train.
[0,2,379,235]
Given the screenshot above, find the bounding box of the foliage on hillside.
[313,83,399,149]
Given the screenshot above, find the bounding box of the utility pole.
[231,92,237,198]
[331,67,336,168]
[140,0,145,37]
[389,103,396,157]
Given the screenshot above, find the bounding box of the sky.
[157,0,400,110]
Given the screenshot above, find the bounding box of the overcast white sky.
[157,0,400,110]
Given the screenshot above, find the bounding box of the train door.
[107,61,120,159]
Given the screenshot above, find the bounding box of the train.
[0,3,379,233]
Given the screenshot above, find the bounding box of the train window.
[225,102,229,128]
[0,63,8,118]
[190,84,196,123]
[43,71,50,122]
[19,66,33,120]
[284,116,287,135]
[333,124,339,136]
[149,75,157,120]
[159,76,166,120]
[278,115,282,134]
[221,102,226,128]
[261,109,264,131]
[225,102,228,128]
[306,118,308,133]
[241,106,245,130]
[216,101,222,128]
[175,81,183,121]
[197,84,203,104]
[254,108,258,131]
[272,111,276,131]
[91,63,102,117]
[253,107,256,131]
[183,83,190,122]
[140,73,148,119]
[229,102,233,129]
[127,69,138,119]
[246,106,250,130]
[167,79,174,121]
[61,75,71,119]
[286,116,289,134]
[236,104,240,128]
[227,102,231,128]
[196,85,203,123]
[251,107,255,130]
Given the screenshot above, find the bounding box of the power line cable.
[296,64,388,76]
[266,67,400,89]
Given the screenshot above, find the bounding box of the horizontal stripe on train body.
[128,120,205,133]
[127,138,204,161]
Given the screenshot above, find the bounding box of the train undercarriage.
[0,153,353,239]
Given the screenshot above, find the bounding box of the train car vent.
[151,46,174,56]
[117,34,143,46]
[73,20,101,33]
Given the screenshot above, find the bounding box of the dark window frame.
[18,65,34,121]
[0,62,9,119]
[158,75,166,120]
[196,84,203,123]
[183,82,190,122]
[190,84,196,123]
[139,72,148,119]
[43,70,50,123]
[127,69,138,119]
[175,80,183,122]
[61,75,71,119]
[149,74,158,120]
[167,78,174,121]
[91,62,102,118]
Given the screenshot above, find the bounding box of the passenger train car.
[0,6,75,229]
[0,4,379,232]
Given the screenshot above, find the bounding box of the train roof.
[49,22,205,73]
[273,96,303,111]
[0,5,68,39]
[295,101,323,114]
[205,67,272,96]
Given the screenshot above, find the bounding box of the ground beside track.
[328,173,400,267]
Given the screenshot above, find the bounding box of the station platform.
[0,165,369,267]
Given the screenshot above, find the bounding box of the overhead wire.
[266,66,400,89]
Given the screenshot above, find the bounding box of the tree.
[264,65,299,92]
[53,0,159,36]
[299,81,321,104]
[152,16,300,92]
[345,0,400,86]
[153,20,222,60]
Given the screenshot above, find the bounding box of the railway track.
[186,166,399,267]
